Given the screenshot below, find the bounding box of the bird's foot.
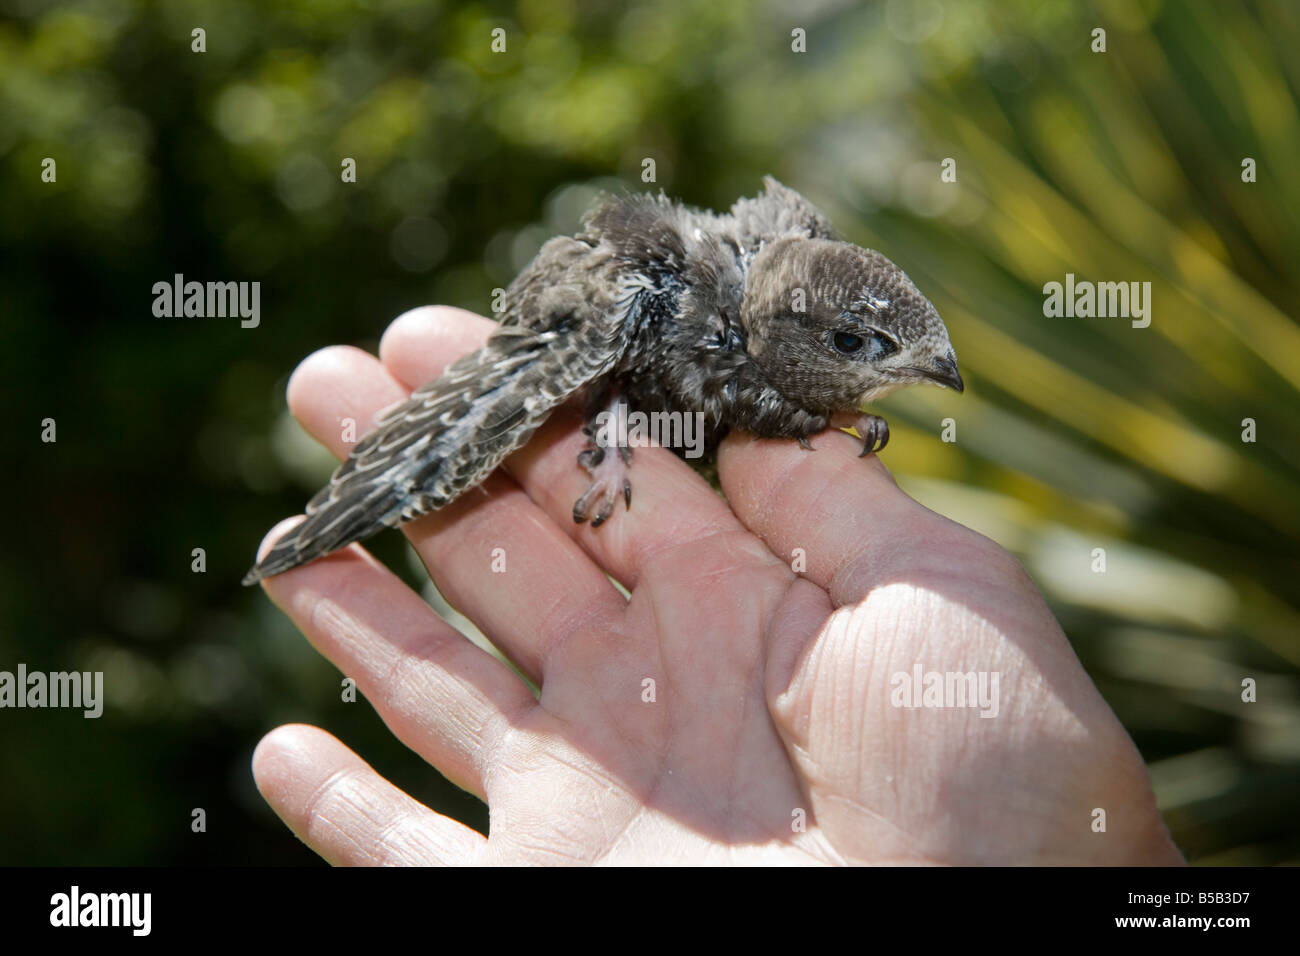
[852,413,890,456]
[804,412,891,456]
[573,440,632,527]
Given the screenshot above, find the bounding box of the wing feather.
[244,264,638,584]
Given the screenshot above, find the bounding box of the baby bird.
[244,177,962,585]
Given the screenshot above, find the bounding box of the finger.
[256,518,534,796]
[377,304,492,376]
[717,428,997,607]
[379,307,751,591]
[253,724,485,866]
[287,321,626,682]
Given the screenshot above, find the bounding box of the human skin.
[250,305,1185,866]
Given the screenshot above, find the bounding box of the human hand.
[251,306,1184,865]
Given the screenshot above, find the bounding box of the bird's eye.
[832,331,865,354]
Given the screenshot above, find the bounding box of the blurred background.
[1,0,1297,864]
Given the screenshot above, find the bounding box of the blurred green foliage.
[1,0,1296,864]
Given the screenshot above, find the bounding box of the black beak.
[924,351,964,392]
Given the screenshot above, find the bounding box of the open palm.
[251,306,1182,865]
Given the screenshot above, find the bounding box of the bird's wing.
[244,260,639,584]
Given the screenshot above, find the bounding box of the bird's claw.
[855,414,890,457]
[573,481,619,526]
[577,446,605,469]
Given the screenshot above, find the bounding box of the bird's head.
[740,237,963,415]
